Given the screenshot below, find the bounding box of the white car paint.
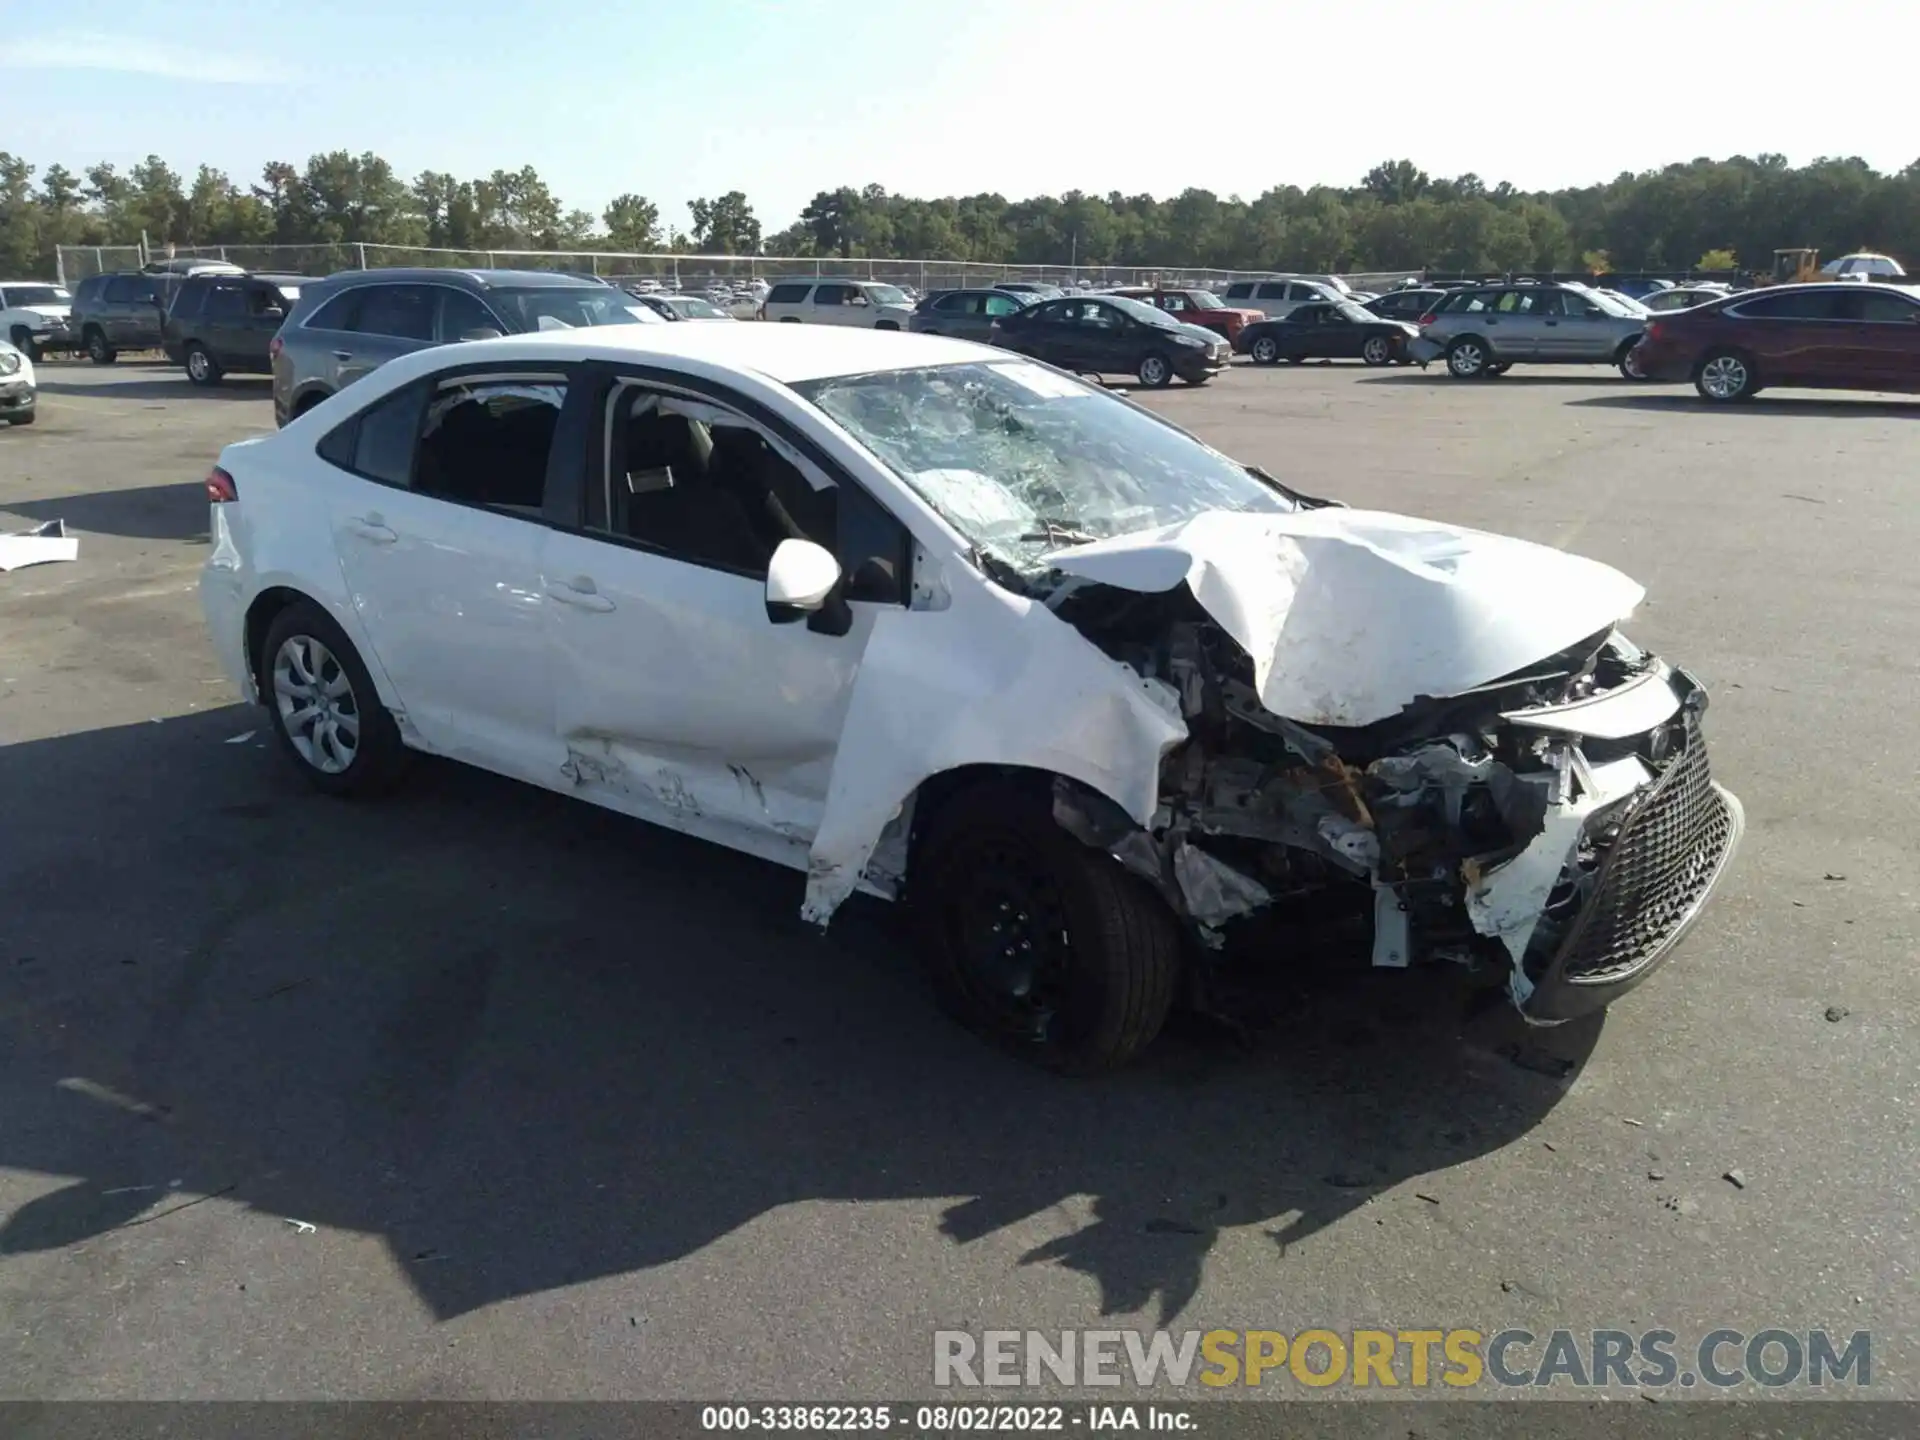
[1041,507,1645,728]
[0,282,74,354]
[202,323,1729,1022]
[760,280,916,329]
[1822,252,1905,279]
[0,338,34,422]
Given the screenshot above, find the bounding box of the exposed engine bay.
[1047,582,1743,1021]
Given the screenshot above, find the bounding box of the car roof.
[409,321,997,384]
[311,267,611,291]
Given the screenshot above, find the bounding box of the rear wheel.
[85,327,116,365]
[1616,338,1650,380]
[184,343,223,387]
[259,600,409,796]
[1361,335,1394,366]
[1695,349,1758,402]
[874,319,899,331]
[914,783,1181,1074]
[1137,352,1173,388]
[1446,335,1491,378]
[1249,335,1280,365]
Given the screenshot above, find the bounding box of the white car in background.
[1,281,75,361]
[199,324,1742,1072]
[0,337,36,425]
[1822,252,1905,280]
[758,279,915,328]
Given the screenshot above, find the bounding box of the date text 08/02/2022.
[701,1404,1194,1432]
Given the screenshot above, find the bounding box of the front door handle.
[347,516,396,544]
[332,349,353,361]
[546,577,615,612]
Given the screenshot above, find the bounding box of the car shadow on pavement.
[34,376,271,403]
[1360,372,1633,387]
[3,481,210,542]
[0,709,1600,1324]
[1567,392,1920,418]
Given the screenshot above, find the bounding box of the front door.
[540,378,897,854]
[322,369,568,773]
[1538,289,1614,360]
[1315,307,1366,358]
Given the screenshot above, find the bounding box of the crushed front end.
[1052,590,1744,1022]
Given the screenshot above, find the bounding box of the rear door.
[1725,289,1847,385]
[979,289,1024,342]
[316,366,570,772]
[103,274,163,347]
[810,283,855,327]
[323,283,439,390]
[1485,289,1549,359]
[197,280,252,363]
[1252,281,1292,318]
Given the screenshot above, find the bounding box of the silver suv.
[270,268,647,426]
[1409,283,1649,379]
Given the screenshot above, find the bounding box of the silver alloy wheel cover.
[1364,337,1389,362]
[1701,355,1746,398]
[1252,337,1278,363]
[1449,341,1485,376]
[188,349,209,380]
[1141,355,1168,384]
[273,634,360,775]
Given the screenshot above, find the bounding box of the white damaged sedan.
[201,325,1743,1071]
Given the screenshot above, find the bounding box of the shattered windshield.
[794,360,1296,575]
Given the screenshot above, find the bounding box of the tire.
[1485,363,1511,377]
[778,316,801,323]
[8,410,33,426]
[1249,335,1280,365]
[1286,354,1305,365]
[913,782,1181,1074]
[258,600,408,797]
[1694,348,1758,403]
[874,320,899,331]
[1361,335,1394,366]
[1616,338,1651,381]
[292,390,330,419]
[1445,335,1491,378]
[85,328,117,365]
[184,342,223,387]
[9,327,41,363]
[1185,373,1212,386]
[1136,352,1173,388]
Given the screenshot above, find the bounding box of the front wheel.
[1446,336,1491,378]
[1249,335,1280,365]
[1361,335,1394,366]
[1695,349,1758,402]
[1137,352,1173,388]
[259,601,409,796]
[9,327,41,363]
[85,328,117,365]
[913,783,1182,1074]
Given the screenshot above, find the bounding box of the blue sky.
[2,0,1913,237]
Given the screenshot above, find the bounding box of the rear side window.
[171,283,210,320]
[305,290,361,332]
[317,380,427,487]
[354,285,436,341]
[1253,283,1289,299]
[415,377,567,514]
[76,276,106,301]
[1730,291,1843,320]
[766,282,811,304]
[1224,282,1254,299]
[1439,290,1496,314]
[204,284,248,320]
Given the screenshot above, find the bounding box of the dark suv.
[164,273,308,385]
[70,271,167,362]
[271,268,646,426]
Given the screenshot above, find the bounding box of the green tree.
[687,191,760,254]
[603,193,661,252]
[1696,247,1738,270]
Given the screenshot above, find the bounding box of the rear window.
[766,282,812,304]
[1224,282,1254,299]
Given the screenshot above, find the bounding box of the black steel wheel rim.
[941,833,1074,1043]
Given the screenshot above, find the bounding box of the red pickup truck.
[1112,288,1265,342]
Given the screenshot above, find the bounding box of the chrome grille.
[1555,713,1736,984]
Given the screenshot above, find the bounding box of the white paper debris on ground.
[0,519,79,572]
[225,731,256,745]
[283,1218,317,1234]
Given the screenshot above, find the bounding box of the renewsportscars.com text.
[933,1328,1871,1390]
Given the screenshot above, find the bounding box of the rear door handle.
[347,516,396,544]
[546,577,615,612]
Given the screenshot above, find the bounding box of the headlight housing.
[0,351,21,376]
[1172,333,1206,348]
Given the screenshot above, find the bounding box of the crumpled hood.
[1044,508,1645,727]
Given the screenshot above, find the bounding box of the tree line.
[3,150,1917,280]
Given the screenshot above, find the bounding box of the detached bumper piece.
[1519,709,1744,1022]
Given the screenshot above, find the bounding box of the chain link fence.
[57,241,1421,296]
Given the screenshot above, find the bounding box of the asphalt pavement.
[1,358,1915,1403]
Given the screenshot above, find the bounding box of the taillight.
[1417,312,1437,327]
[1644,321,1664,341]
[206,466,237,503]
[269,336,283,360]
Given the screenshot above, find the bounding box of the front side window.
[203,284,248,321]
[794,360,1296,580]
[104,275,157,304]
[1290,304,1330,325]
[1159,293,1190,311]
[982,293,1022,316]
[486,286,643,331]
[437,287,501,341]
[813,284,853,306]
[354,284,436,341]
[1225,282,1255,299]
[859,284,909,307]
[1253,282,1289,299]
[414,376,567,515]
[1731,291,1844,321]
[1845,290,1920,322]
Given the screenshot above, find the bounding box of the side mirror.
[765,537,847,633]
[459,327,504,342]
[262,305,285,320]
